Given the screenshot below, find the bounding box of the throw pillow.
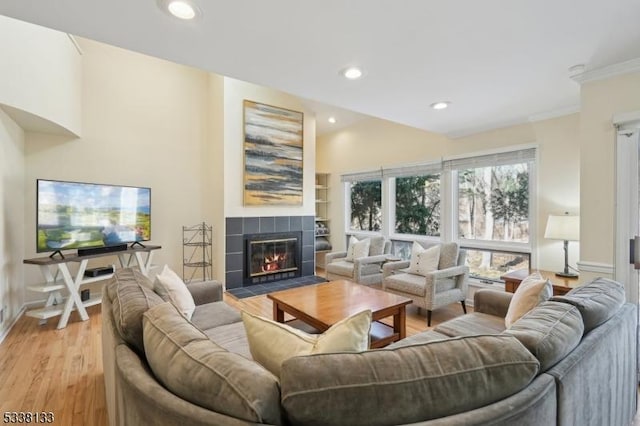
[344,236,358,261]
[408,242,440,276]
[241,309,372,378]
[153,265,196,320]
[345,236,371,261]
[504,272,553,328]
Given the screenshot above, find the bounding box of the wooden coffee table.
[267,279,412,348]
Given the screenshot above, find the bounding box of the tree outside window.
[458,163,529,243]
[395,174,440,236]
[350,181,382,231]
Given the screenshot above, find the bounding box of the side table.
[501,269,580,296]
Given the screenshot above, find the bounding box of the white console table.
[23,245,161,329]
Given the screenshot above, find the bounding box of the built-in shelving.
[315,173,332,269]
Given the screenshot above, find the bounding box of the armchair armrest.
[473,289,513,318]
[355,254,391,265]
[383,260,410,279]
[187,280,223,305]
[426,265,468,280]
[326,251,348,264]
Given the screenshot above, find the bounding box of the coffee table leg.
[394,306,406,340]
[273,302,285,323]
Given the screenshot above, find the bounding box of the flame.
[262,252,287,272]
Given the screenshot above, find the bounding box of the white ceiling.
[1,0,640,137]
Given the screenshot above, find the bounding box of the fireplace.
[244,231,302,285]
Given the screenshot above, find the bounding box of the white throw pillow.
[505,272,553,328]
[408,242,441,276]
[345,236,371,261]
[153,265,196,320]
[241,309,372,378]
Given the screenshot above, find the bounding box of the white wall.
[317,113,581,273]
[579,71,640,283]
[23,38,212,300]
[223,77,316,218]
[0,108,25,338]
[0,15,82,136]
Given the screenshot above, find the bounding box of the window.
[349,180,382,231]
[465,248,530,282]
[457,163,529,243]
[395,174,441,237]
[341,146,536,282]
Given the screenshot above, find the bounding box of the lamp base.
[555,271,578,278]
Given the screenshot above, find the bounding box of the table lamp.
[544,212,579,278]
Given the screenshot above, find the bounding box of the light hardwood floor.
[0,284,466,425]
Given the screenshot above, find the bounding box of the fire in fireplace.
[248,236,299,278]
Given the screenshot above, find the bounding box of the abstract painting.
[243,100,304,205]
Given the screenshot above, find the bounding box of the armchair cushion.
[438,242,460,270]
[384,273,426,297]
[408,242,440,276]
[368,236,386,256]
[326,260,380,278]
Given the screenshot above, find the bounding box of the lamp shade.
[544,214,580,241]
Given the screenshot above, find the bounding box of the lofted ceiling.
[1,0,640,137]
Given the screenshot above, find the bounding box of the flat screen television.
[37,179,151,254]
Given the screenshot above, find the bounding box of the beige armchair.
[382,242,468,326]
[325,236,392,286]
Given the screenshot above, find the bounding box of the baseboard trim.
[577,261,614,275]
[0,306,26,345]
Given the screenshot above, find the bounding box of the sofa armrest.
[427,265,468,280]
[474,289,513,318]
[326,251,348,264]
[187,280,223,305]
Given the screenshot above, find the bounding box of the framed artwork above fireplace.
[243,100,304,206]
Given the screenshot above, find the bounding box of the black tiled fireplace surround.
[225,216,315,289]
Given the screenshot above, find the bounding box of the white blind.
[341,169,383,182]
[382,160,443,178]
[443,148,536,170]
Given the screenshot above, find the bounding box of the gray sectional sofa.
[102,268,637,426]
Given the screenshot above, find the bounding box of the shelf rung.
[27,282,66,293]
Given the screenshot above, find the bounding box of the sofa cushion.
[438,242,459,270]
[280,334,539,426]
[153,265,196,320]
[505,272,552,328]
[550,278,625,333]
[368,236,386,257]
[435,312,507,337]
[408,242,440,276]
[241,310,371,378]
[190,301,242,331]
[202,321,252,359]
[142,302,282,425]
[387,329,450,348]
[384,273,426,297]
[503,301,584,371]
[106,267,163,354]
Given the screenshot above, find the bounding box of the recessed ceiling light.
[341,67,364,80]
[328,117,337,124]
[431,101,450,110]
[158,0,201,20]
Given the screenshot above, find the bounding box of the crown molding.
[528,105,580,123]
[570,57,640,84]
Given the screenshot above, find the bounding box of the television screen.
[37,179,151,253]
